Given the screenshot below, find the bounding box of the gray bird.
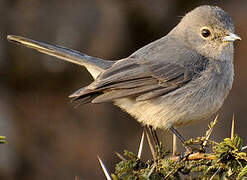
[7,5,241,146]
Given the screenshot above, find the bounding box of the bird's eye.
[201,28,211,38]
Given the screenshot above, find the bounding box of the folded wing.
[70,55,207,104]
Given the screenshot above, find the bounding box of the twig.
[169,152,215,161]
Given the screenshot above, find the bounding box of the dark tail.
[7,35,114,79]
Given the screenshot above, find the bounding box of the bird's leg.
[169,126,193,157]
[169,126,186,144]
[148,125,161,155]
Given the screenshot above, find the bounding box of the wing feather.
[70,56,207,104]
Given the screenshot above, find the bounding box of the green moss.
[112,121,247,179]
[0,136,6,144]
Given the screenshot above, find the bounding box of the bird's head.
[173,5,241,61]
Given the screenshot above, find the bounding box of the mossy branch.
[111,116,247,179]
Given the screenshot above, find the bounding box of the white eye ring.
[200,27,212,39]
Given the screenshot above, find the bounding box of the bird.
[7,5,241,148]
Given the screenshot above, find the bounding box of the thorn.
[209,168,221,180]
[164,164,179,179]
[172,133,178,156]
[203,115,218,147]
[114,151,126,161]
[97,155,112,180]
[137,131,145,159]
[242,146,247,151]
[147,163,156,178]
[144,127,157,161]
[231,114,235,140]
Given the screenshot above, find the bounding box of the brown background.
[1,0,247,179]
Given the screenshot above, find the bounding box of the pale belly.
[114,68,233,129]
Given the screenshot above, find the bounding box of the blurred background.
[1,0,247,179]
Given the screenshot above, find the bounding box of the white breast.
[114,61,234,129]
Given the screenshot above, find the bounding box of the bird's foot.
[178,144,205,161]
[176,145,193,161]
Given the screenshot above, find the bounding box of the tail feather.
[7,35,114,79]
[72,94,100,107]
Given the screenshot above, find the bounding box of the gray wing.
[70,56,208,103]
